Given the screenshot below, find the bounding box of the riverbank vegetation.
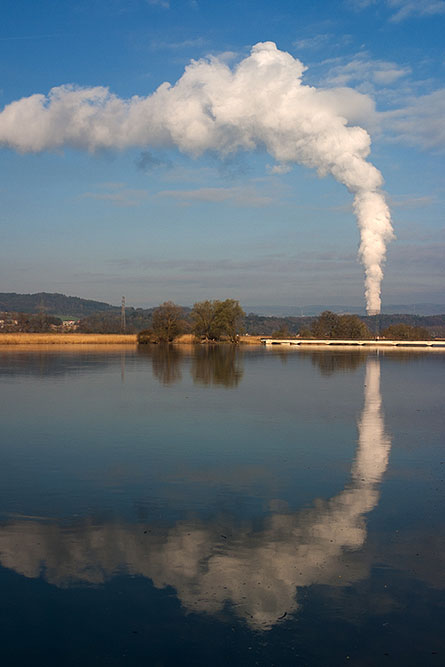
[2,295,444,340]
[138,299,245,344]
[310,311,372,339]
[379,323,431,340]
[0,333,137,345]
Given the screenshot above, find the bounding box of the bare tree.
[192,299,245,342]
[152,301,184,342]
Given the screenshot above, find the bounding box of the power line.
[121,296,126,334]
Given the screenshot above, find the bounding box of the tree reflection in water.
[301,348,369,375]
[137,344,244,387]
[191,345,244,388]
[151,344,184,385]
[0,359,393,630]
[138,344,184,385]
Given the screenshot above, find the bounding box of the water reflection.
[150,344,184,385]
[2,346,442,389]
[192,345,244,387]
[0,359,391,629]
[137,344,244,387]
[299,348,369,375]
[0,347,123,378]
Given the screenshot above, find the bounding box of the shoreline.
[0,333,443,350]
[0,333,137,345]
[0,333,265,346]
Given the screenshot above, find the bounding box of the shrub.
[137,329,155,344]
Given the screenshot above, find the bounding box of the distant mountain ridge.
[0,292,118,318]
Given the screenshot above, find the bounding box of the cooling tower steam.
[0,42,394,312]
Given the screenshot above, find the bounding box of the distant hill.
[245,304,445,317]
[0,292,118,318]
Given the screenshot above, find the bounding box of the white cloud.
[0,42,394,312]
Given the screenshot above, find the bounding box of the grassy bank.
[238,335,263,345]
[0,333,264,346]
[0,333,137,345]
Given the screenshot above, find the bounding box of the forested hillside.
[0,292,117,317]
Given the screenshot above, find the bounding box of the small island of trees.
[137,299,245,344]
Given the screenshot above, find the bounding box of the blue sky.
[0,0,444,309]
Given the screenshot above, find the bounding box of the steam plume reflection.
[0,359,390,629]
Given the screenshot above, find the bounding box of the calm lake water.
[0,344,444,666]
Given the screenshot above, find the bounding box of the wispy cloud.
[389,194,436,208]
[157,186,274,207]
[294,34,332,51]
[381,89,445,150]
[146,0,170,9]
[346,0,445,21]
[95,249,373,304]
[316,50,445,150]
[387,0,445,22]
[323,53,411,88]
[81,183,148,207]
[159,165,217,184]
[345,0,377,9]
[294,32,353,53]
[389,242,445,273]
[149,37,206,51]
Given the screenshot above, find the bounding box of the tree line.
[271,311,431,341]
[138,305,433,343]
[138,299,245,343]
[0,312,63,333]
[2,302,441,339]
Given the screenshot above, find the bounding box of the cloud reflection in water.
[0,359,390,629]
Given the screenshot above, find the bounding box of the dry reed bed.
[238,335,264,345]
[0,333,137,345]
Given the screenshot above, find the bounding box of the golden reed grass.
[239,335,263,345]
[0,333,137,345]
[0,333,264,346]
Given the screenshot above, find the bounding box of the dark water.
[0,344,444,666]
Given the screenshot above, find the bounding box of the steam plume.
[0,42,394,312]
